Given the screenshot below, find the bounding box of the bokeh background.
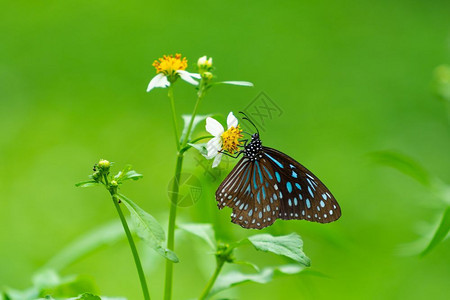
[1,0,449,299]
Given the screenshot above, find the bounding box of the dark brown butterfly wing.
[215,147,341,229]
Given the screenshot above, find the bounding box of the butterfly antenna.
[239,111,260,135]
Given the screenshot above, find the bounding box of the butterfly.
[215,113,341,229]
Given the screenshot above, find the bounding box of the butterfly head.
[244,133,263,161]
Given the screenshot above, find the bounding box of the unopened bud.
[197,56,213,70]
[98,159,110,172]
[202,71,213,80]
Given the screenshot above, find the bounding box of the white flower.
[147,53,201,92]
[205,112,242,168]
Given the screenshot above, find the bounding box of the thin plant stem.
[112,194,151,300]
[168,86,180,150]
[198,259,225,300]
[181,86,206,147]
[163,153,184,300]
[103,175,151,300]
[164,84,208,300]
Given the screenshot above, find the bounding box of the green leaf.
[40,220,125,272]
[177,223,216,250]
[114,166,143,182]
[421,206,450,256]
[72,293,101,300]
[248,233,311,266]
[75,181,100,188]
[118,193,179,263]
[232,260,260,272]
[187,143,208,157]
[122,170,143,181]
[181,114,210,142]
[209,264,305,296]
[370,151,432,187]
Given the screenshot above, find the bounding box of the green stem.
[198,259,225,300]
[168,86,180,150]
[163,153,184,300]
[103,172,150,300]
[163,82,208,300]
[112,193,151,300]
[181,86,207,147]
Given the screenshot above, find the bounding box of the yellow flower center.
[221,125,243,154]
[152,54,188,76]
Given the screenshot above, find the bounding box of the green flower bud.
[98,159,111,172]
[202,71,213,80]
[110,180,119,187]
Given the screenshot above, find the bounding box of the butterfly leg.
[220,150,244,159]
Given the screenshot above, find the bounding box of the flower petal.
[147,73,170,92]
[177,70,200,85]
[212,152,223,168]
[206,117,224,136]
[227,111,238,129]
[206,136,222,158]
[220,81,254,87]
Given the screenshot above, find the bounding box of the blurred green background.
[1,0,449,299]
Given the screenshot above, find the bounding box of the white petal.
[177,70,200,85]
[220,81,254,87]
[198,56,207,65]
[227,111,238,129]
[206,136,222,158]
[147,73,170,92]
[206,117,224,136]
[212,152,223,168]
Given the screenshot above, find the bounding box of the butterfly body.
[216,133,341,229]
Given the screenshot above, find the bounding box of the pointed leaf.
[217,81,254,87]
[209,264,305,296]
[421,206,450,256]
[187,143,208,156]
[75,181,99,188]
[248,233,311,266]
[177,223,216,250]
[118,193,179,262]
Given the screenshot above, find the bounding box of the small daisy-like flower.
[206,112,243,168]
[147,54,201,92]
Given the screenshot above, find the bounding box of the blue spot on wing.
[275,171,281,183]
[286,182,293,193]
[306,199,311,208]
[265,153,284,168]
[295,183,302,190]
